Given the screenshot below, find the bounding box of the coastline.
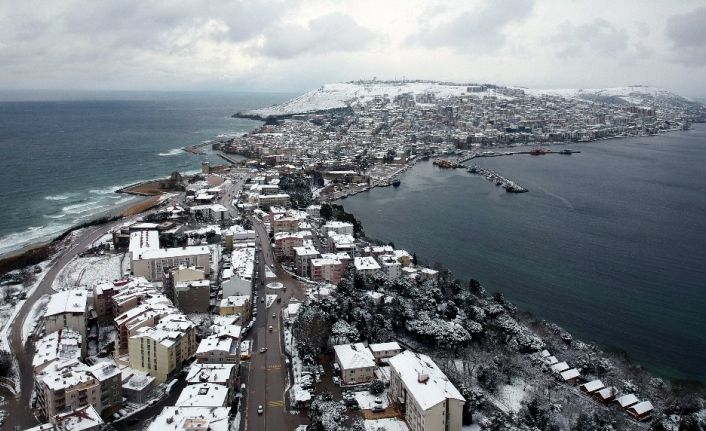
[0,194,155,273]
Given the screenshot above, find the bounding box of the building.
[333,343,376,385]
[195,336,239,364]
[379,255,402,279]
[175,383,229,407]
[127,315,197,383]
[219,295,251,318]
[368,342,403,363]
[354,256,381,276]
[121,368,155,404]
[44,290,89,341]
[310,257,344,284]
[293,245,320,277]
[323,221,354,235]
[306,205,321,218]
[388,351,465,431]
[221,246,255,298]
[30,405,104,431]
[257,193,290,208]
[33,329,83,373]
[35,361,101,419]
[185,363,238,404]
[273,232,305,259]
[114,302,175,352]
[146,406,230,431]
[87,360,122,416]
[129,231,210,281]
[271,214,301,233]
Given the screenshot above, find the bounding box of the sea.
[341,126,706,383]
[0,90,291,256]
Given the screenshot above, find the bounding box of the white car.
[257,405,264,415]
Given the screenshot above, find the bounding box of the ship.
[529,148,547,156]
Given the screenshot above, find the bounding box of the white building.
[44,290,89,341]
[354,256,381,275]
[368,342,403,362]
[129,231,211,281]
[147,406,230,431]
[176,383,229,407]
[323,221,354,235]
[388,351,465,431]
[379,255,402,280]
[221,246,255,297]
[333,343,376,385]
[33,329,83,373]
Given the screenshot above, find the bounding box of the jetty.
[468,165,528,193]
[460,148,580,163]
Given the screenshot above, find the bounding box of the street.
[0,221,123,430]
[242,217,308,431]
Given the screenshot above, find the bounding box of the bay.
[341,125,706,382]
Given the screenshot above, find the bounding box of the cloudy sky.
[2,0,706,97]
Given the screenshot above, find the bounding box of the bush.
[369,379,384,395]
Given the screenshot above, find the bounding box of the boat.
[529,148,547,156]
[392,178,401,187]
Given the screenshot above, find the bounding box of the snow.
[354,390,389,410]
[53,254,123,291]
[364,418,409,431]
[523,85,689,104]
[462,425,481,431]
[23,294,49,342]
[496,380,528,413]
[266,282,284,290]
[265,294,277,308]
[244,81,511,117]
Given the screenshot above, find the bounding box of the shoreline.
[0,194,156,273]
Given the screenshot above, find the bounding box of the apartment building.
[388,351,465,431]
[333,343,376,385]
[44,290,89,342]
[310,257,344,284]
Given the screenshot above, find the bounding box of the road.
[0,221,122,430]
[243,217,308,431]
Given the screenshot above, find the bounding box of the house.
[368,342,403,363]
[354,256,381,276]
[388,350,465,431]
[627,401,654,421]
[44,290,89,341]
[579,379,604,394]
[333,343,376,385]
[37,405,104,431]
[379,255,402,279]
[594,386,618,403]
[550,361,570,373]
[559,368,581,384]
[613,393,639,409]
[176,383,229,407]
[322,221,354,235]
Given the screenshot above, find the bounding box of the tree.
[0,351,13,378]
[412,252,418,266]
[369,379,384,395]
[294,305,332,362]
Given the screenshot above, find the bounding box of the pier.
[468,165,528,193]
[460,148,580,163]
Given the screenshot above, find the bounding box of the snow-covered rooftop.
[146,406,230,431]
[334,343,375,370]
[388,350,464,410]
[175,382,229,407]
[45,289,88,317]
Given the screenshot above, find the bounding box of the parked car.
[257,405,264,415]
[372,406,385,413]
[259,347,267,353]
[268,325,273,331]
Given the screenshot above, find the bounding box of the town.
[0,80,704,431]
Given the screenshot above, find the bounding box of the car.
[268,325,273,332]
[344,398,359,407]
[257,405,264,415]
[276,297,282,303]
[260,298,264,303]
[371,406,385,413]
[374,399,383,405]
[259,347,267,353]
[272,313,276,319]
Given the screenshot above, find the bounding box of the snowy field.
[496,379,529,413]
[354,390,389,410]
[364,418,409,431]
[22,294,49,342]
[53,254,124,291]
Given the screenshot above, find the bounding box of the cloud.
[257,12,374,59]
[406,0,535,53]
[666,6,706,67]
[550,19,629,59]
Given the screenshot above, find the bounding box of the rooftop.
[388,350,464,410]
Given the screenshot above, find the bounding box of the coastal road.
[243,217,307,431]
[0,221,122,430]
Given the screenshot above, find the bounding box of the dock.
[461,148,580,163]
[468,165,528,193]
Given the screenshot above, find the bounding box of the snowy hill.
[237,81,504,118]
[525,85,695,106]
[237,81,701,119]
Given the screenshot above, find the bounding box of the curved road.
[1,222,122,430]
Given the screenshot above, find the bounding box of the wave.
[158,148,184,156]
[45,193,78,201]
[0,223,73,256]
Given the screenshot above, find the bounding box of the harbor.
[468,165,528,193]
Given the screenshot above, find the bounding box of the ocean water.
[342,126,706,383]
[0,91,290,256]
